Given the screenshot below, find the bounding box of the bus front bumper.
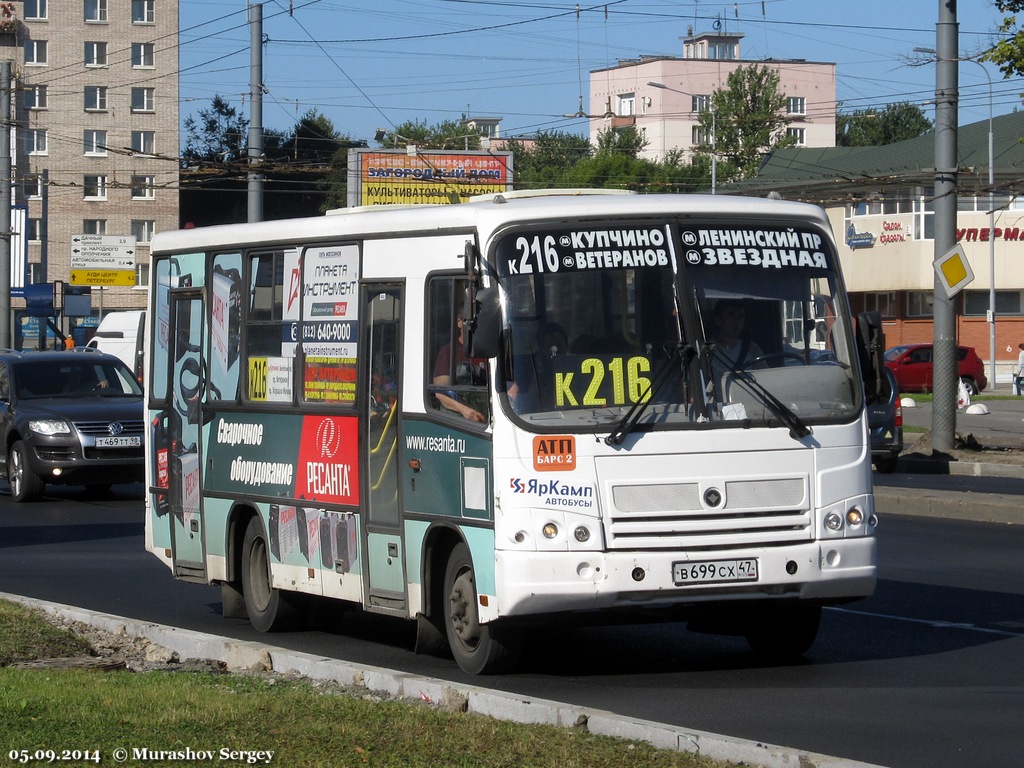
[491,537,876,619]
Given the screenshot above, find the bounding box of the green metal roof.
[728,111,1024,204]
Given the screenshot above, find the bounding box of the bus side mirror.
[467,287,501,359]
[856,310,884,403]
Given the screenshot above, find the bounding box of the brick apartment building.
[4,0,179,346]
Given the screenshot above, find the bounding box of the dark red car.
[883,344,987,395]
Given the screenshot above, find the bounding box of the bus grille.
[608,477,811,550]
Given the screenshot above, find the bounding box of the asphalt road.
[900,395,1024,446]
[0,482,1022,768]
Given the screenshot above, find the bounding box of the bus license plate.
[673,558,758,586]
[95,436,141,448]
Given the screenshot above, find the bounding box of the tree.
[376,119,481,150]
[699,64,794,180]
[594,125,648,159]
[182,95,248,164]
[984,1,1024,78]
[836,103,932,146]
[503,130,592,189]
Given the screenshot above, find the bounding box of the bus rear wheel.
[443,542,522,675]
[241,517,299,632]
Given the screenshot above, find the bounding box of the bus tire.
[443,542,522,674]
[241,517,300,632]
[744,603,821,660]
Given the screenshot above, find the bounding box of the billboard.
[346,148,513,207]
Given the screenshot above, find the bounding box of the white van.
[86,310,145,382]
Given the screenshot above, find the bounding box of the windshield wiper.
[711,347,811,441]
[605,343,693,446]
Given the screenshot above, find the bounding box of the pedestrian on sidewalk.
[1016,343,1024,395]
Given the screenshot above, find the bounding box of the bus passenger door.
[164,291,206,579]
[361,285,405,612]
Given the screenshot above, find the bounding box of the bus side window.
[427,278,489,424]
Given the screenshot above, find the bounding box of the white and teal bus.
[145,190,882,674]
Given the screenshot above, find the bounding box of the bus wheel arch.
[240,515,300,632]
[414,525,460,658]
[442,540,523,674]
[220,504,256,619]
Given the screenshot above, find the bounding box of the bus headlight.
[846,508,864,527]
[824,512,843,531]
[542,523,558,539]
[573,525,591,543]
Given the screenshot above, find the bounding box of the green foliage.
[377,119,482,150]
[594,126,648,158]
[703,64,794,180]
[984,1,1024,78]
[182,95,248,164]
[836,102,933,146]
[0,602,91,666]
[0,601,723,768]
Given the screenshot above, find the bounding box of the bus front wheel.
[241,517,299,632]
[443,542,522,675]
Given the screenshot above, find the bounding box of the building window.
[131,220,156,243]
[24,85,47,110]
[691,125,712,146]
[84,85,108,111]
[787,97,806,116]
[25,129,47,155]
[25,0,47,20]
[131,130,155,156]
[83,130,107,156]
[617,93,635,117]
[25,40,48,66]
[906,291,934,318]
[691,94,712,114]
[131,175,155,199]
[84,0,107,23]
[863,292,897,319]
[135,262,149,289]
[131,87,154,112]
[84,175,108,200]
[131,42,154,68]
[964,290,1024,317]
[28,218,43,242]
[131,0,154,24]
[83,219,107,235]
[85,41,107,67]
[24,175,42,199]
[787,127,806,146]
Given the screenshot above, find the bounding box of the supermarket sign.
[347,149,513,207]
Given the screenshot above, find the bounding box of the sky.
[178,1,1024,145]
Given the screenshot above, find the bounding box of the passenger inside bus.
[432,309,487,423]
[709,299,764,386]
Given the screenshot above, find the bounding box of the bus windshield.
[495,219,858,433]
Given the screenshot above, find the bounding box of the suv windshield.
[15,359,143,399]
[494,218,859,433]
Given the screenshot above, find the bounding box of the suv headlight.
[29,419,71,436]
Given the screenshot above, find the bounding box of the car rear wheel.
[960,376,979,396]
[9,441,44,503]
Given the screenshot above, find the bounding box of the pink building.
[589,30,836,163]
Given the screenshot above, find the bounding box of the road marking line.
[827,606,1023,637]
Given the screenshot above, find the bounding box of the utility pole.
[0,61,11,349]
[247,3,264,223]
[931,0,959,454]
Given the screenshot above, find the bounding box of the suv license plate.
[672,558,758,586]
[95,436,141,448]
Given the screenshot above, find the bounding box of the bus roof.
[150,191,830,255]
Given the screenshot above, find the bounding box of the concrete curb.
[1,592,886,768]
[873,486,1023,525]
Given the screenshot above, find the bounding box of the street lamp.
[915,49,997,390]
[647,81,716,194]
